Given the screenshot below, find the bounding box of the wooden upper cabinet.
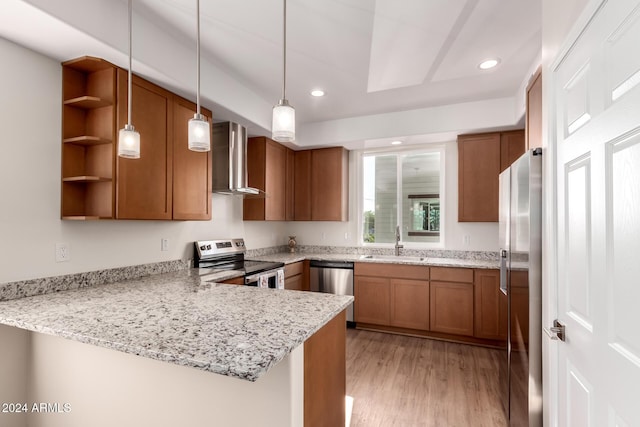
[500,130,526,172]
[286,148,295,221]
[172,97,212,220]
[294,150,312,220]
[61,57,117,220]
[62,56,212,221]
[458,133,501,222]
[526,68,542,150]
[116,72,173,220]
[458,130,524,222]
[244,137,287,221]
[310,147,349,221]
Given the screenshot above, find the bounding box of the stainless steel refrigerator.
[499,148,543,427]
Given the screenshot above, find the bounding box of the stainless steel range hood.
[212,122,261,195]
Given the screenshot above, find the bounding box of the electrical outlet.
[344,232,349,240]
[321,232,326,240]
[463,235,471,246]
[161,238,169,251]
[55,243,70,262]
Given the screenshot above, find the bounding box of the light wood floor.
[346,329,507,427]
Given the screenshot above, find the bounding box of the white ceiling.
[0,0,541,147]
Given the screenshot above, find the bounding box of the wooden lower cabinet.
[304,310,346,427]
[284,261,305,291]
[429,267,474,337]
[390,279,429,330]
[474,269,507,340]
[430,281,474,337]
[355,276,390,325]
[355,263,430,330]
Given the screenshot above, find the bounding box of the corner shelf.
[61,56,117,220]
[62,176,112,183]
[61,216,105,221]
[63,136,111,146]
[64,96,111,109]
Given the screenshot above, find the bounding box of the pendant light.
[188,0,211,152]
[272,0,295,143]
[118,0,141,159]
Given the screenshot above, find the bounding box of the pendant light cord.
[196,0,201,115]
[127,0,133,125]
[282,0,287,101]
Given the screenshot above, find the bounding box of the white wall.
[0,37,286,283]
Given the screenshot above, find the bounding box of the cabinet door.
[172,97,212,220]
[473,269,507,341]
[311,147,348,221]
[430,281,474,336]
[457,133,500,222]
[264,140,286,220]
[354,276,390,325]
[500,130,526,172]
[244,137,286,221]
[286,148,295,221]
[526,68,542,150]
[390,279,429,330]
[285,275,303,291]
[294,150,311,220]
[117,73,172,220]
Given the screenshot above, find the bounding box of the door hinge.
[544,319,565,341]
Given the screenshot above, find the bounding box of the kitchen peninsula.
[0,269,352,427]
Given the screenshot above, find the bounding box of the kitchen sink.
[359,254,427,262]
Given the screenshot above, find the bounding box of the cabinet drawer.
[285,261,304,278]
[355,262,429,280]
[430,267,473,283]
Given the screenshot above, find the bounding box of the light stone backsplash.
[1,245,502,302]
[251,245,499,261]
[0,260,189,302]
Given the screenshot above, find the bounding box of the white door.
[552,0,640,425]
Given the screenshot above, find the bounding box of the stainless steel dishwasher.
[309,260,354,325]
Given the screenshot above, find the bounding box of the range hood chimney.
[212,122,260,195]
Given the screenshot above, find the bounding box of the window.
[362,149,443,245]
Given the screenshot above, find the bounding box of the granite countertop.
[0,269,352,382]
[249,252,500,269]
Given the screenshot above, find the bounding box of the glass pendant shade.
[188,113,211,152]
[272,99,295,143]
[118,124,140,159]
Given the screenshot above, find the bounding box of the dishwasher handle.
[309,260,354,269]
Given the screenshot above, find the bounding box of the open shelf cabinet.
[61,56,116,219]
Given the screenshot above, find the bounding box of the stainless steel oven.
[194,239,284,288]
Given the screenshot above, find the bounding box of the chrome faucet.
[395,225,403,256]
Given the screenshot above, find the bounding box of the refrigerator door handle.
[499,249,508,295]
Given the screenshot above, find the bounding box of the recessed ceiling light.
[310,89,325,97]
[478,59,500,70]
[391,140,402,145]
